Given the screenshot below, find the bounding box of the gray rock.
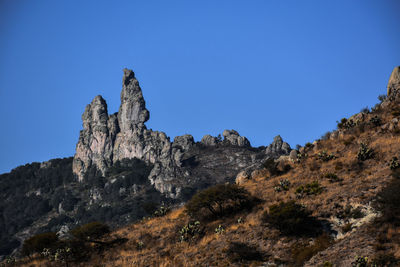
[388,66,400,97]
[73,95,115,181]
[222,129,251,147]
[265,135,291,158]
[289,149,298,161]
[201,134,219,146]
[173,134,194,151]
[73,68,291,199]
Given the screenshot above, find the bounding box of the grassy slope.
[17,98,400,267]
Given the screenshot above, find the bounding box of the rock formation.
[388,66,400,97]
[73,68,291,198]
[265,135,291,157]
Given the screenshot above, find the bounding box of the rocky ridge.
[73,68,291,198]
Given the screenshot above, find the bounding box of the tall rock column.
[72,95,116,181]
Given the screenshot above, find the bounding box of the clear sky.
[0,0,399,174]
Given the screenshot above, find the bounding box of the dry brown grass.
[14,101,400,266]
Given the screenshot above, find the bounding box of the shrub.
[357,143,374,161]
[369,116,382,127]
[226,242,265,263]
[179,221,203,242]
[153,203,170,217]
[215,224,225,235]
[337,118,356,129]
[373,179,400,225]
[70,222,110,242]
[361,106,370,114]
[185,184,256,221]
[351,256,368,267]
[318,151,336,162]
[262,201,321,236]
[22,232,58,256]
[295,181,323,197]
[274,179,291,192]
[389,157,400,170]
[378,94,387,103]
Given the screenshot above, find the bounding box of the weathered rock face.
[388,66,400,97]
[222,129,251,147]
[265,135,291,157]
[73,95,116,181]
[73,68,291,198]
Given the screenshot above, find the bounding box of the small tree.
[185,184,255,221]
[263,201,320,236]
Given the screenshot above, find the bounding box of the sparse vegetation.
[274,178,290,192]
[318,150,337,162]
[369,116,382,127]
[295,181,323,197]
[389,157,399,170]
[337,118,356,129]
[70,222,110,243]
[179,221,203,242]
[357,143,374,161]
[185,184,256,221]
[22,232,58,256]
[226,242,266,263]
[262,201,321,236]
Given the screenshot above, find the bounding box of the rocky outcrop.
[201,135,219,146]
[73,95,116,181]
[388,66,400,97]
[73,68,291,198]
[222,129,251,147]
[265,135,291,158]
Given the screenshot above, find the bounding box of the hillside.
[0,69,291,259]
[2,66,400,267]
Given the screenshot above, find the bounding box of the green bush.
[357,143,374,161]
[318,151,336,162]
[179,221,203,242]
[70,222,110,242]
[185,184,256,221]
[390,157,400,170]
[274,179,291,192]
[22,232,58,256]
[262,201,321,236]
[295,181,323,197]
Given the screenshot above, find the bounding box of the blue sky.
[0,0,399,174]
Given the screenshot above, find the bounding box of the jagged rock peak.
[388,66,400,97]
[265,135,291,158]
[223,129,251,147]
[73,95,115,181]
[118,68,150,132]
[82,95,109,131]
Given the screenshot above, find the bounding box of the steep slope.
[0,69,291,258]
[12,66,400,266]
